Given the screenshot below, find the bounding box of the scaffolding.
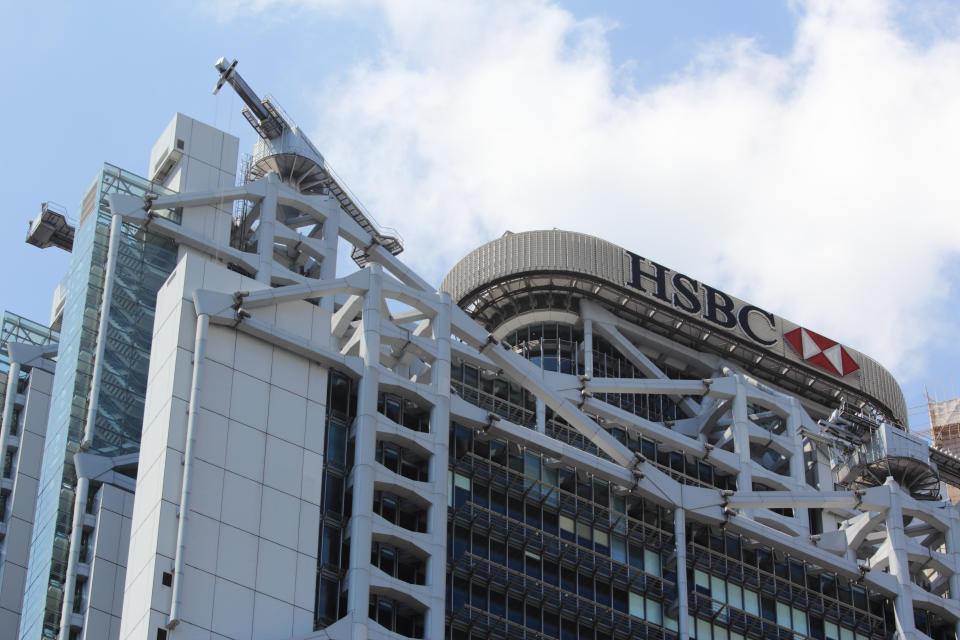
[929,394,960,454]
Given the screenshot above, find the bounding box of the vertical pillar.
[426,294,452,640]
[946,511,960,638]
[60,209,123,638]
[318,212,339,312]
[82,212,123,447]
[786,399,809,535]
[345,265,382,638]
[730,377,753,494]
[583,318,594,378]
[786,401,806,482]
[885,480,916,638]
[536,399,546,434]
[59,477,89,640]
[0,361,21,475]
[256,174,279,285]
[167,312,211,629]
[674,508,690,640]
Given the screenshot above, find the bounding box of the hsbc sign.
[625,251,778,347]
[624,251,859,377]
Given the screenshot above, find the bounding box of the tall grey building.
[0,313,58,635]
[4,59,960,640]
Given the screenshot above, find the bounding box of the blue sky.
[2,0,959,429]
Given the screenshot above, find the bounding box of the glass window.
[384,396,401,423]
[825,621,839,640]
[776,602,791,628]
[711,576,726,603]
[326,423,346,468]
[646,598,662,625]
[323,474,343,514]
[794,608,809,634]
[644,549,660,576]
[524,452,541,480]
[728,583,742,609]
[694,570,710,595]
[760,595,776,622]
[611,536,626,563]
[576,521,592,546]
[321,525,339,567]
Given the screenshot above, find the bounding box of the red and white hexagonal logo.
[783,327,859,376]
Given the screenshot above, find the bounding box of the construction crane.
[214,57,284,139]
[212,57,403,266]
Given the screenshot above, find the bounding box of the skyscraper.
[4,59,960,640]
[0,313,58,635]
[17,117,238,640]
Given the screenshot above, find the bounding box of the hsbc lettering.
[626,251,778,347]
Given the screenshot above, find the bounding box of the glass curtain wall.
[19,164,177,640]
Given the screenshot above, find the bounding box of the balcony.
[835,423,940,500]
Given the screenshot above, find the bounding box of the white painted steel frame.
[101,136,960,640]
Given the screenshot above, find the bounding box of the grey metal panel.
[441,230,628,300]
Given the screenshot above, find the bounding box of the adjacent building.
[0,313,58,635]
[3,59,960,640]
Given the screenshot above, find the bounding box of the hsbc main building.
[5,60,960,640]
[439,229,956,640]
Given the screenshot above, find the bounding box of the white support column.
[345,265,382,637]
[535,399,546,434]
[426,293,452,640]
[730,377,753,494]
[786,398,809,535]
[583,318,594,378]
[947,511,960,638]
[319,213,340,312]
[886,480,916,638]
[82,211,123,447]
[60,210,123,639]
[167,311,211,630]
[0,360,21,476]
[256,174,279,285]
[58,477,89,640]
[674,507,690,640]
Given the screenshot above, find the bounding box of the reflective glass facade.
[19,165,177,639]
[444,321,908,640]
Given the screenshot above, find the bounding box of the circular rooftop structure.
[441,229,908,426]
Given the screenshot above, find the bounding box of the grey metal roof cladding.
[441,229,908,426]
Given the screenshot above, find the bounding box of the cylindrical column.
[885,481,916,638]
[535,399,546,434]
[730,378,753,494]
[58,476,89,640]
[425,294,452,639]
[318,214,340,312]
[345,265,382,632]
[786,399,809,535]
[947,512,960,638]
[674,507,690,640]
[0,360,21,472]
[256,175,279,285]
[583,318,594,378]
[83,211,123,447]
[167,312,210,629]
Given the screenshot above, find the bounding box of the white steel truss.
[97,123,960,640]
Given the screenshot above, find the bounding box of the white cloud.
[235,0,960,380]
